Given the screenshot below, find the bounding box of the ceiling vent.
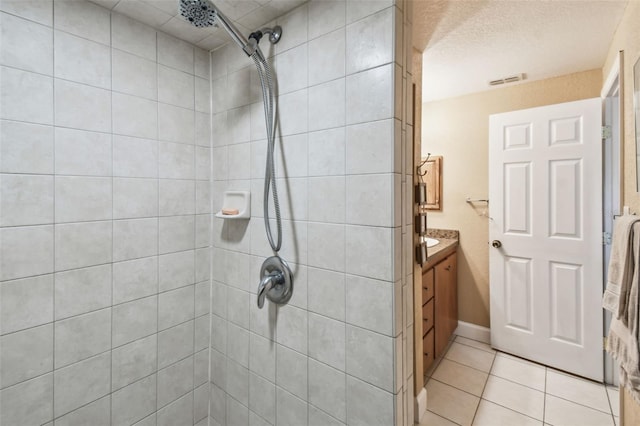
[489,73,526,86]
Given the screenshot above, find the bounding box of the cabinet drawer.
[423,328,435,372]
[422,268,434,303]
[422,298,434,336]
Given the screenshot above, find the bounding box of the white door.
[489,98,603,381]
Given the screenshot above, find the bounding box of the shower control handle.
[257,273,279,309]
[257,256,294,309]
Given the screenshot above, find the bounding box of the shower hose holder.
[257,256,293,309]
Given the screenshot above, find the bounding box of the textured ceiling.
[413,0,629,102]
[90,0,305,51]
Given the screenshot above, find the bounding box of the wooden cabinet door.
[423,268,434,305]
[435,253,457,358]
[423,328,435,373]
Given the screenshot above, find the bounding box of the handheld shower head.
[179,0,282,57]
[179,0,217,28]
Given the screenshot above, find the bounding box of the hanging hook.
[417,153,431,182]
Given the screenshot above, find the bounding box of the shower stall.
[0,0,416,425]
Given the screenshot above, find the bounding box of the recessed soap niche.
[215,191,251,219]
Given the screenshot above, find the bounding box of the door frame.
[602,51,624,386]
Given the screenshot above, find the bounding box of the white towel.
[606,221,640,403]
[603,215,640,319]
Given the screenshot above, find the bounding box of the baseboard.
[414,387,427,423]
[454,321,491,344]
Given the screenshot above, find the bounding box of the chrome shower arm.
[208,4,254,55]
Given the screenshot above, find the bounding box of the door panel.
[489,98,603,381]
[549,159,582,238]
[504,256,533,332]
[504,123,532,149]
[549,261,583,345]
[550,116,583,145]
[504,162,532,235]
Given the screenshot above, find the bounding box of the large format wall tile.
[0,12,52,74]
[112,49,158,100]
[0,324,53,388]
[0,121,54,174]
[1,66,53,125]
[1,2,212,426]
[54,30,111,89]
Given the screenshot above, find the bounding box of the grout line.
[545,392,615,417]
[476,397,545,424]
[307,5,313,415]
[543,364,547,424]
[108,9,114,423]
[428,377,484,401]
[0,8,53,28]
[433,356,491,377]
[485,373,545,394]
[0,248,196,288]
[154,27,161,417]
[51,5,57,421]
[605,386,618,425]
[423,409,463,426]
[50,393,110,424]
[453,336,497,354]
[190,43,197,422]
[469,348,497,425]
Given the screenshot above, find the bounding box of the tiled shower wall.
[208,0,414,424]
[0,1,212,425]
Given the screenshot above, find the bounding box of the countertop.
[421,230,459,271]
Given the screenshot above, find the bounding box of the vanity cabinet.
[422,252,458,371]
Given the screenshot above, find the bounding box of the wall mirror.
[418,156,443,211]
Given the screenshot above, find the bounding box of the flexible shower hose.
[251,50,282,253]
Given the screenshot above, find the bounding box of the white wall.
[0,1,212,424]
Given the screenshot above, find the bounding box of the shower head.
[179,0,217,28]
[179,0,281,57]
[180,0,256,55]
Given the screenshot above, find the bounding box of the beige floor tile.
[606,386,620,417]
[445,342,495,373]
[455,336,496,354]
[432,359,488,397]
[425,356,443,379]
[418,410,458,426]
[472,400,542,426]
[544,394,615,426]
[546,369,610,413]
[491,353,546,391]
[482,375,544,420]
[426,379,480,426]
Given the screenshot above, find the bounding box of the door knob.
[492,240,502,248]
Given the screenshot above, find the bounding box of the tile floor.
[419,336,619,426]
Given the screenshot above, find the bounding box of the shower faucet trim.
[257,256,293,308]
